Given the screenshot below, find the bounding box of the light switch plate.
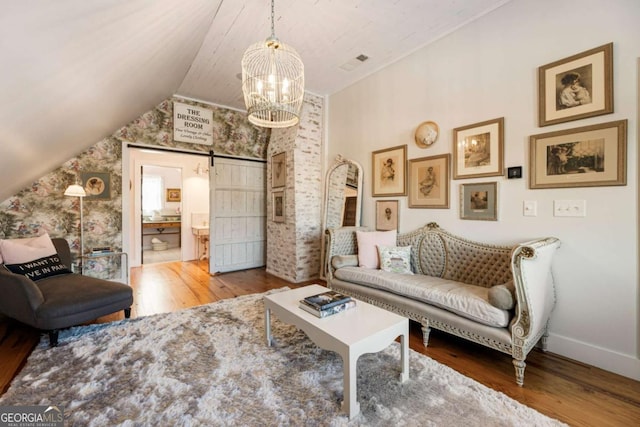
[523,200,537,216]
[554,200,586,217]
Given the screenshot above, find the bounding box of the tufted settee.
[325,222,560,386]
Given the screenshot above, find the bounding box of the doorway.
[127,148,210,269]
[141,165,182,264]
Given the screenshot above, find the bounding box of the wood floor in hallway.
[1,261,638,426]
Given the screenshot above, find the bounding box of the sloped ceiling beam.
[0,0,221,201]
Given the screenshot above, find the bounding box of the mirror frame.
[319,155,363,279]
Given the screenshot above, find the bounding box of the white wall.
[327,0,639,380]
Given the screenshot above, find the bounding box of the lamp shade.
[241,37,304,128]
[64,184,86,197]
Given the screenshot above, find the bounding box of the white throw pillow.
[1,233,71,281]
[355,230,397,269]
[0,233,56,264]
[378,245,413,274]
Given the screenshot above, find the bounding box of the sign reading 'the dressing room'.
[173,101,213,145]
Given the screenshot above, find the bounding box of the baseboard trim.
[547,333,640,381]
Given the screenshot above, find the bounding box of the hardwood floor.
[1,261,638,425]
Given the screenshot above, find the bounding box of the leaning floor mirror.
[320,155,363,278]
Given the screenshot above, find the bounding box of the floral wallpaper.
[0,97,270,276]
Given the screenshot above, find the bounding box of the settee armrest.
[511,237,561,352]
[325,226,371,280]
[0,266,45,325]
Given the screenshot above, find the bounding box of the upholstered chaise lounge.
[0,237,133,346]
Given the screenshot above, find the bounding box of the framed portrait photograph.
[372,145,407,197]
[529,119,627,189]
[376,200,399,231]
[538,42,613,127]
[460,182,497,221]
[271,152,286,188]
[80,171,111,200]
[453,117,504,179]
[272,190,285,223]
[166,188,181,202]
[408,154,450,208]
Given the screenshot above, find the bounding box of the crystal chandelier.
[241,0,304,128]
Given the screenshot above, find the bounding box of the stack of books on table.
[299,291,356,318]
[91,246,113,254]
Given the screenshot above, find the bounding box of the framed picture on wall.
[80,172,111,200]
[538,43,613,127]
[372,144,407,197]
[272,190,285,223]
[460,182,497,221]
[529,119,627,189]
[408,154,450,208]
[375,200,399,231]
[271,152,286,188]
[166,188,181,202]
[453,118,504,179]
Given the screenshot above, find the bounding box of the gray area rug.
[1,289,566,426]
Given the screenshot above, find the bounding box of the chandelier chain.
[270,0,275,38]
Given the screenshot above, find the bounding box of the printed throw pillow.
[378,245,413,275]
[355,230,397,269]
[5,254,71,281]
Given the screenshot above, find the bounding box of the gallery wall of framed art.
[365,41,626,223]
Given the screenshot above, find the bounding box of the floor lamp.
[64,184,86,271]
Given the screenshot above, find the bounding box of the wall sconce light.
[194,163,209,176]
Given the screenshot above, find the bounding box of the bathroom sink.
[192,225,209,236]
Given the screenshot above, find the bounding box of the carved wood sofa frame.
[325,222,560,386]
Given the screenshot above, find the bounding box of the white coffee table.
[264,284,409,419]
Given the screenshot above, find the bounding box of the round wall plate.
[414,121,439,148]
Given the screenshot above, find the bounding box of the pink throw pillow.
[0,233,57,264]
[355,230,397,269]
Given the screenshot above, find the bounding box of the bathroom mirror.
[320,155,363,278]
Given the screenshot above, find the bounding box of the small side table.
[81,252,129,285]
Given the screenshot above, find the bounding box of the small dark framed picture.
[507,166,522,179]
[166,188,181,202]
[80,172,111,200]
[460,182,498,221]
[375,200,399,231]
[272,190,285,223]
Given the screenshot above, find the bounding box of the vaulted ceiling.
[0,0,510,201]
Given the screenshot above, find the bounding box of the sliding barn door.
[210,158,266,274]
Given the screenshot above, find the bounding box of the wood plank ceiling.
[0,0,511,200]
